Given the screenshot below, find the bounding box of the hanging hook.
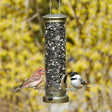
[59,0,60,14]
[50,0,52,24]
[50,0,51,15]
[49,0,61,15]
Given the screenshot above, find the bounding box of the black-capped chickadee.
[69,72,90,90]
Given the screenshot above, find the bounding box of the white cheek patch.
[71,79,83,88]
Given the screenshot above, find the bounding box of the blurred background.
[0,0,112,112]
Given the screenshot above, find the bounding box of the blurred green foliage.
[0,0,112,112]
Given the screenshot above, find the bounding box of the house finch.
[69,72,90,90]
[13,68,45,92]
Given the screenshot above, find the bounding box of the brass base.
[43,95,69,103]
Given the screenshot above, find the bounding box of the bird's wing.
[21,75,41,87]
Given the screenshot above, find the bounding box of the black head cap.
[69,72,79,77]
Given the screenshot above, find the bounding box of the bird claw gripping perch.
[66,87,77,91]
[85,85,90,88]
[34,87,45,90]
[33,86,40,89]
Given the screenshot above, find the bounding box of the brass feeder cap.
[43,14,67,22]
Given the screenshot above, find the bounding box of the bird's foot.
[85,85,90,88]
[66,87,77,91]
[34,86,44,90]
[33,86,40,89]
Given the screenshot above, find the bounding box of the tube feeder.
[43,14,69,103]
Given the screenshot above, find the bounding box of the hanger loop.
[50,0,61,14]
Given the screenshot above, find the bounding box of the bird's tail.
[13,86,21,92]
[84,85,90,88]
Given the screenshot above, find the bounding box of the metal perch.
[36,87,77,91]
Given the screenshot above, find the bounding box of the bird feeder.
[43,14,69,103]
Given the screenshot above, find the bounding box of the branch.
[21,13,38,23]
[67,1,76,18]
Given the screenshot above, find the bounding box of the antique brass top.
[43,14,67,22]
[43,14,67,19]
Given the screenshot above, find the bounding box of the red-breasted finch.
[13,68,45,92]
